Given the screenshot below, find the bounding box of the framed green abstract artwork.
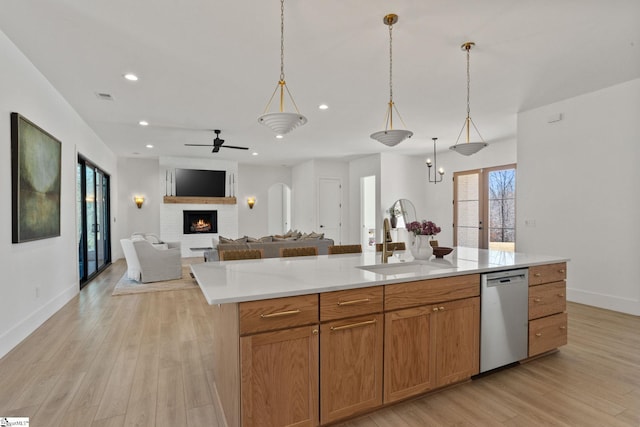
[11,112,62,243]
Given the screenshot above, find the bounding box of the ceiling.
[1,0,639,166]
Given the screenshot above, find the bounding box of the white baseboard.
[0,282,78,359]
[567,287,640,316]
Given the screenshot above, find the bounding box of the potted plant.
[406,220,441,259]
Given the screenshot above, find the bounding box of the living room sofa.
[204,233,334,261]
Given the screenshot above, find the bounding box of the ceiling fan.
[184,129,249,153]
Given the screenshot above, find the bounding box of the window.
[453,164,516,251]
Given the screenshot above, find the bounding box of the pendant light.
[449,42,487,156]
[426,138,445,183]
[258,0,307,136]
[370,14,413,147]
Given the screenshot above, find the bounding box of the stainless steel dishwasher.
[480,268,529,373]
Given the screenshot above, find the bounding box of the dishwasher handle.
[486,274,527,287]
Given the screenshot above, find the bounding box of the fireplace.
[183,210,217,234]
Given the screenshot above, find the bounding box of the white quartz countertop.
[190,247,569,305]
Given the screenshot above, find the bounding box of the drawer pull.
[433,307,439,312]
[439,306,445,311]
[559,325,566,330]
[260,309,301,318]
[535,333,542,337]
[312,329,319,335]
[558,293,565,297]
[337,298,371,306]
[330,319,376,332]
[534,273,542,277]
[534,298,542,303]
[559,269,565,274]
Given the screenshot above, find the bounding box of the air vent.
[95,92,114,101]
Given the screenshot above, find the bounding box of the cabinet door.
[434,297,480,387]
[320,314,383,423]
[384,306,437,403]
[241,325,319,427]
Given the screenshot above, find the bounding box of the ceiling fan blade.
[222,145,249,150]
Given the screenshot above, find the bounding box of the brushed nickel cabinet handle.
[559,326,566,330]
[433,307,439,312]
[559,269,565,273]
[534,273,542,277]
[535,333,542,337]
[439,306,445,311]
[337,298,370,306]
[534,298,542,303]
[330,319,376,332]
[558,293,565,297]
[312,329,319,335]
[260,309,301,318]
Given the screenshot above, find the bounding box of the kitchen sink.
[357,260,454,276]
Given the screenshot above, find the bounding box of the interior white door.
[318,178,342,243]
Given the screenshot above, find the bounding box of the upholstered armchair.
[120,238,182,283]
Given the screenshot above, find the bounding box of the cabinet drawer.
[529,263,567,286]
[320,286,383,321]
[529,281,566,320]
[529,312,568,356]
[240,294,318,335]
[385,274,480,311]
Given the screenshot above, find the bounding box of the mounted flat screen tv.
[175,169,226,197]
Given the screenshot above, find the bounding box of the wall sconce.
[134,196,145,209]
[426,137,445,184]
[247,197,256,209]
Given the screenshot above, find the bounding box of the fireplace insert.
[183,210,217,234]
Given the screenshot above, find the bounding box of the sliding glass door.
[453,164,516,251]
[77,156,111,287]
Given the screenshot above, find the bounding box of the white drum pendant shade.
[370,129,413,147]
[258,112,307,135]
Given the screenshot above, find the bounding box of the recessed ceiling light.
[252,152,259,156]
[139,120,149,126]
[124,73,139,81]
[145,144,153,149]
[275,134,284,139]
[318,104,329,110]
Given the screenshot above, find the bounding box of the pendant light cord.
[389,21,393,104]
[280,0,285,82]
[466,44,471,120]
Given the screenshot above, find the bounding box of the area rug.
[112,264,199,296]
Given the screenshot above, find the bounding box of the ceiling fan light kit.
[258,0,307,136]
[370,14,413,147]
[449,41,488,156]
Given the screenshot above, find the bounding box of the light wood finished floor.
[1,260,639,426]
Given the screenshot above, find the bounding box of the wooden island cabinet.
[203,259,568,427]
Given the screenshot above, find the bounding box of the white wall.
[238,164,291,238]
[517,79,640,315]
[348,155,381,245]
[0,29,117,358]
[114,157,161,259]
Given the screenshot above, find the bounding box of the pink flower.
[407,220,441,236]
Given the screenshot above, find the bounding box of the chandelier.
[426,138,445,183]
[370,14,413,147]
[258,0,307,136]
[449,42,487,156]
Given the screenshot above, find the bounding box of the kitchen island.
[190,248,569,427]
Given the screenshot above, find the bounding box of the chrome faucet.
[381,217,394,263]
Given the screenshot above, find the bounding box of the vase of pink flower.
[406,220,441,260]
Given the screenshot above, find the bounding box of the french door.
[77,156,111,288]
[453,164,516,251]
